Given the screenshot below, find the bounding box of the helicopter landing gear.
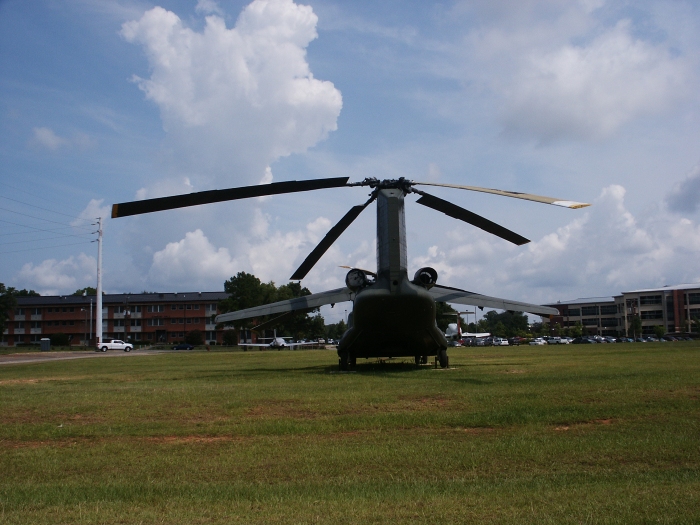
[438,348,449,369]
[415,355,428,366]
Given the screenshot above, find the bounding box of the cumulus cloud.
[16,254,97,296]
[71,199,111,228]
[148,229,239,288]
[410,185,700,305]
[121,0,342,184]
[666,165,700,214]
[146,214,346,290]
[501,20,690,141]
[30,127,96,151]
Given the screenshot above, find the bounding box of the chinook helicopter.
[112,176,589,370]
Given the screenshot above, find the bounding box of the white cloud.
[410,185,700,306]
[16,254,96,296]
[148,229,239,288]
[135,177,194,200]
[501,20,690,141]
[666,164,700,214]
[121,0,342,184]
[30,127,96,151]
[71,199,111,228]
[31,127,68,150]
[195,0,223,16]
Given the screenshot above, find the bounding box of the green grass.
[1,343,698,524]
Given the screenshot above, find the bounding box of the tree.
[435,302,458,333]
[653,325,666,339]
[326,320,347,340]
[479,310,529,338]
[49,332,71,346]
[629,315,642,338]
[222,330,238,346]
[185,329,204,346]
[218,272,324,340]
[0,283,18,335]
[73,287,97,296]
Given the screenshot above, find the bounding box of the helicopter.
[112,175,589,370]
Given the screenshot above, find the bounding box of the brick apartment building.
[1,291,242,347]
[544,283,700,337]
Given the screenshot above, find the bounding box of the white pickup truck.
[96,339,133,352]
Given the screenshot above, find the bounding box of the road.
[0,348,170,366]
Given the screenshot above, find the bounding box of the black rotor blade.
[291,196,376,280]
[111,177,350,218]
[415,192,530,245]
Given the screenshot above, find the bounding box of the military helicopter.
[112,176,589,370]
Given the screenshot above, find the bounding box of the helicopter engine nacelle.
[345,268,368,291]
[412,267,438,289]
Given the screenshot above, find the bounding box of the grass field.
[1,343,698,524]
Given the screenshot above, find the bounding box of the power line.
[0,218,96,239]
[0,240,94,255]
[0,194,89,221]
[0,234,94,246]
[0,206,95,231]
[0,225,79,237]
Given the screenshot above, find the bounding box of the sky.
[1,0,699,323]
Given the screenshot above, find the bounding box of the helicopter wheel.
[414,355,421,366]
[421,355,428,365]
[438,349,449,369]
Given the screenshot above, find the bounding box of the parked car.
[172,343,194,350]
[507,337,523,346]
[96,339,133,352]
[572,337,595,344]
[529,338,546,345]
[559,337,572,344]
[492,337,509,346]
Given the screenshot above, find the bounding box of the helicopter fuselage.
[337,187,447,365]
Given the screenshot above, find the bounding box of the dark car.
[508,336,523,346]
[172,343,194,350]
[572,337,595,344]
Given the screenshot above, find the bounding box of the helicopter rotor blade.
[291,195,376,281]
[414,191,530,246]
[111,177,350,218]
[412,181,590,209]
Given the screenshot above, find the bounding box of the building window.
[14,308,24,315]
[581,306,599,316]
[147,305,165,313]
[171,304,177,310]
[582,318,599,326]
[193,304,199,310]
[640,295,662,305]
[147,319,165,326]
[15,322,24,329]
[600,305,617,315]
[31,321,41,329]
[601,318,618,327]
[130,319,141,327]
[186,304,192,310]
[640,310,663,320]
[114,319,125,327]
[689,293,700,305]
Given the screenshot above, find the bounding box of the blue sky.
[1,0,699,322]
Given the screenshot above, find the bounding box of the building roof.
[545,296,616,307]
[16,291,229,307]
[621,283,700,294]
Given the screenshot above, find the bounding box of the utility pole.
[96,217,103,345]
